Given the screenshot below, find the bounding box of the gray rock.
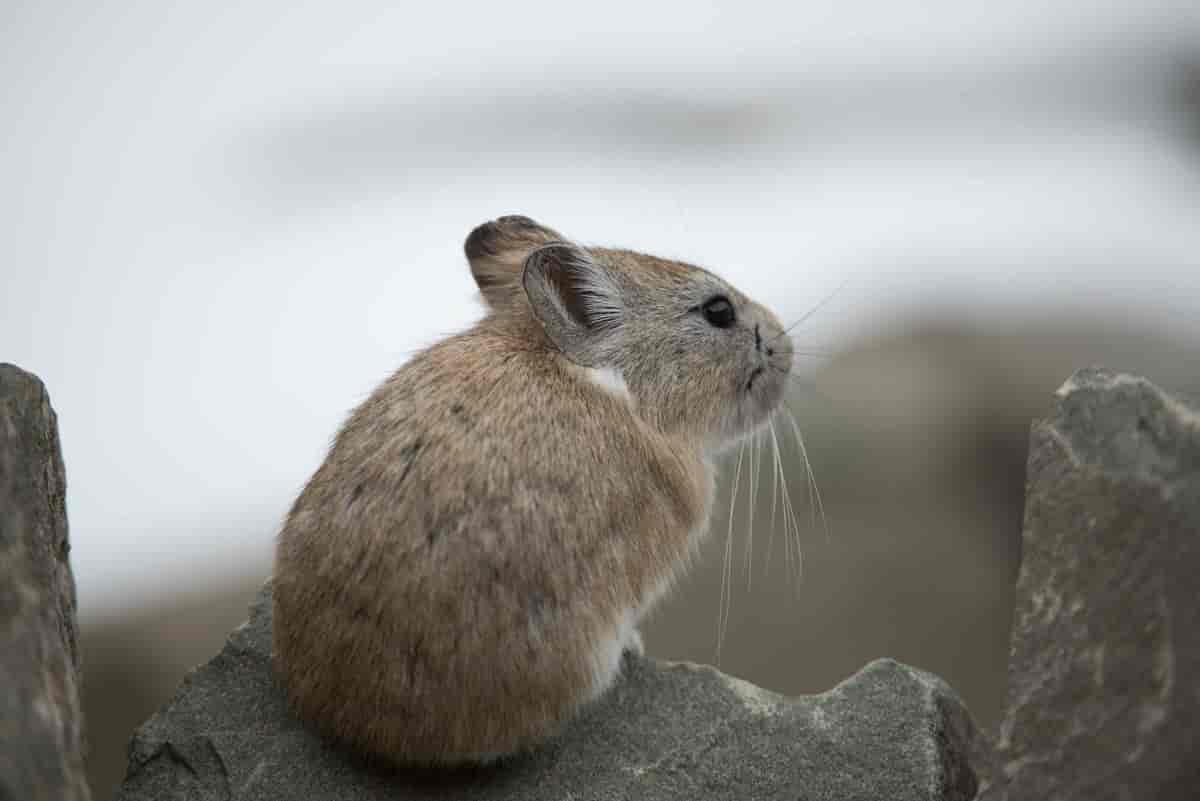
[980,367,1200,801]
[0,364,91,801]
[117,583,979,801]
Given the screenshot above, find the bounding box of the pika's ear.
[523,243,623,363]
[464,215,562,308]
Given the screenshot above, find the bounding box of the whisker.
[717,438,746,665]
[783,447,804,582]
[768,365,829,381]
[782,421,805,580]
[742,434,754,589]
[767,365,832,393]
[765,419,780,579]
[779,371,815,380]
[772,276,851,342]
[785,406,829,540]
[767,419,790,576]
[768,417,802,582]
[744,429,765,590]
[783,350,834,359]
[783,347,835,358]
[754,428,766,569]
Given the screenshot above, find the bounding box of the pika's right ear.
[464,216,562,308]
[523,243,623,365]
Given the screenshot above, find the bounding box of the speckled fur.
[272,215,793,765]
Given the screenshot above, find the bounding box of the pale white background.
[4,0,1200,617]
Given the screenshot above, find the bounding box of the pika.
[272,215,794,765]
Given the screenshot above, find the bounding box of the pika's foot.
[622,626,645,658]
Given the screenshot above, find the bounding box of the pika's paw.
[622,626,645,658]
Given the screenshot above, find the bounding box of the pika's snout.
[750,306,793,374]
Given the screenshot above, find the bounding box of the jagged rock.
[0,364,91,801]
[979,367,1200,801]
[117,583,979,801]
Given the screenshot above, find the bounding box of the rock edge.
[118,582,980,801]
[0,363,91,801]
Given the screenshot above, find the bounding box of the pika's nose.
[754,324,775,356]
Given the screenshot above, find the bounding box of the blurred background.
[4,1,1200,797]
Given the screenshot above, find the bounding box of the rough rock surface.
[117,583,979,801]
[979,367,1200,801]
[0,364,91,801]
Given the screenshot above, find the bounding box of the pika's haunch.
[272,215,794,765]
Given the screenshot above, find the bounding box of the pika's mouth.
[746,367,765,392]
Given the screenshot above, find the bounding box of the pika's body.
[272,217,793,764]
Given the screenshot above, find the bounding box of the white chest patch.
[584,366,632,402]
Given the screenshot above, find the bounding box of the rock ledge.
[118,583,979,801]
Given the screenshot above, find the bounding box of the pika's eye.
[701,296,736,328]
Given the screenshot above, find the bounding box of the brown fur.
[272,216,792,764]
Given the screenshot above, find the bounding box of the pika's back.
[280,321,706,560]
[272,321,710,763]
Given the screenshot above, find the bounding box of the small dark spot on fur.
[397,439,423,486]
[350,599,382,627]
[530,592,547,622]
[450,403,464,415]
[349,483,366,505]
[675,347,685,356]
[423,509,447,548]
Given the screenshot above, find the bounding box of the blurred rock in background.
[977,367,1200,800]
[81,316,1200,799]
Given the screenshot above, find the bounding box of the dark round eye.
[701,296,736,328]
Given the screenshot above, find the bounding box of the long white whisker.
[728,439,746,633]
[765,418,780,578]
[773,276,851,341]
[743,431,763,590]
[754,429,766,571]
[783,447,803,582]
[767,419,789,576]
[768,418,802,581]
[717,439,746,665]
[785,406,829,540]
[781,421,805,581]
[779,347,834,358]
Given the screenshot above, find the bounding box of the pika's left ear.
[464,215,562,308]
